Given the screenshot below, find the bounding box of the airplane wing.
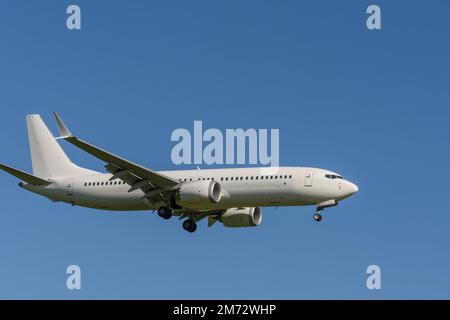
[53,112,180,201]
[0,163,51,186]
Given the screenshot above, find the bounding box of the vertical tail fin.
[26,114,95,178]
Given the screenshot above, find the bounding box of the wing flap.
[104,163,167,202]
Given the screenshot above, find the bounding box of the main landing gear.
[182,219,197,233]
[157,206,197,233]
[157,206,173,220]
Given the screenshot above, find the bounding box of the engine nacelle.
[176,180,222,207]
[220,207,262,228]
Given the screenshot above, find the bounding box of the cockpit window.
[325,174,343,179]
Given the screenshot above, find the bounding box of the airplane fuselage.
[21,166,358,212]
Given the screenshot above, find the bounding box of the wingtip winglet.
[53,112,72,138]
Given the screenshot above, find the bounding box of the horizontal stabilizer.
[0,163,51,186]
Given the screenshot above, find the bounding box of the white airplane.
[0,113,358,233]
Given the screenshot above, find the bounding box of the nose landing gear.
[313,206,324,222]
[313,200,339,222]
[313,213,322,222]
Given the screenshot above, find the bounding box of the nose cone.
[348,182,359,195]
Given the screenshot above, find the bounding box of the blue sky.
[0,0,449,299]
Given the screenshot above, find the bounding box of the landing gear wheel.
[313,213,322,222]
[182,219,197,233]
[157,206,172,220]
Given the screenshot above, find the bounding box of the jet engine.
[176,180,222,207]
[220,207,262,228]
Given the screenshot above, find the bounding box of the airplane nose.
[349,182,358,195]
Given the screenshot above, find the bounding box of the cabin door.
[304,172,313,187]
